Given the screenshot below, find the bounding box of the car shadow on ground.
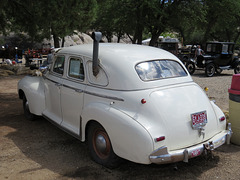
[0,92,238,179]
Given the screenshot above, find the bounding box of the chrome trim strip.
[62,84,80,91]
[45,77,124,101]
[44,76,60,84]
[49,71,63,77]
[84,91,124,101]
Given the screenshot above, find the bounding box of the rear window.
[136,60,187,81]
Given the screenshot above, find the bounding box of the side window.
[222,44,228,54]
[53,56,65,75]
[68,57,85,80]
[87,61,108,86]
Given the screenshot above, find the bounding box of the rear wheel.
[234,62,240,74]
[87,122,122,168]
[185,61,195,75]
[205,63,215,77]
[23,95,35,121]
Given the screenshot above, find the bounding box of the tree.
[201,0,240,43]
[168,0,206,45]
[36,0,97,48]
[3,0,97,48]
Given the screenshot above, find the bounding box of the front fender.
[18,76,45,115]
[81,102,154,164]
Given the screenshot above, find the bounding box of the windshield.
[136,60,187,81]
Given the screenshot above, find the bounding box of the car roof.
[59,43,178,61]
[57,43,192,90]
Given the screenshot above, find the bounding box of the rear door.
[61,56,86,135]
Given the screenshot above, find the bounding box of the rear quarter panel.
[81,100,154,164]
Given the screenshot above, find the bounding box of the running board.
[219,66,231,70]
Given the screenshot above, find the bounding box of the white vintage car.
[18,32,232,168]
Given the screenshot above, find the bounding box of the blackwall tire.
[234,62,240,74]
[205,63,215,77]
[186,61,196,75]
[23,95,35,121]
[87,122,122,168]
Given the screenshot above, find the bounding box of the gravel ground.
[192,69,233,112]
[0,72,239,180]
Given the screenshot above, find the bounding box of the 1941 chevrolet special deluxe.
[18,32,232,168]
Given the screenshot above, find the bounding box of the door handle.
[75,89,83,93]
[55,83,62,87]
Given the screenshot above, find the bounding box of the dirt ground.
[1,70,240,180]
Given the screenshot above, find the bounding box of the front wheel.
[234,62,240,74]
[23,95,35,121]
[185,61,196,75]
[205,63,215,77]
[87,122,122,168]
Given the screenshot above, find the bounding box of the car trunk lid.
[149,83,220,151]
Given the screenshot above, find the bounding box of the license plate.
[191,111,207,129]
[191,149,201,157]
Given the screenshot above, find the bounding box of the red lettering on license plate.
[191,111,207,128]
[191,149,201,157]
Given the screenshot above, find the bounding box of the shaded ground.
[0,72,240,180]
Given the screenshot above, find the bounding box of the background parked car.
[186,42,240,77]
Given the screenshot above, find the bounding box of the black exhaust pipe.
[92,32,102,76]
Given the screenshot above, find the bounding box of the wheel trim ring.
[189,65,194,72]
[236,65,240,73]
[207,66,215,76]
[93,129,111,159]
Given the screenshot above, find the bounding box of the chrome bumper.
[149,123,233,164]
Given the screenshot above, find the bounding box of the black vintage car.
[186,42,240,77]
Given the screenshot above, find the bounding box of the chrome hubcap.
[95,134,107,154]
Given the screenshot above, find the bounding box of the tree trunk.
[53,34,60,48]
[149,30,161,47]
[127,33,134,43]
[117,31,121,43]
[61,37,65,47]
[234,32,240,43]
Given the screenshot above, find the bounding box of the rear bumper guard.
[149,123,233,164]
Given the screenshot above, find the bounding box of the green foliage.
[1,0,97,47]
[2,0,240,48]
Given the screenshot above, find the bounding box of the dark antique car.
[186,42,240,77]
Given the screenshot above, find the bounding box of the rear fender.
[18,76,45,115]
[81,103,154,164]
[210,101,226,130]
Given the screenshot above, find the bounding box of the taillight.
[155,136,165,142]
[141,99,146,104]
[219,116,226,121]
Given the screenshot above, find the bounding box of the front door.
[43,55,65,124]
